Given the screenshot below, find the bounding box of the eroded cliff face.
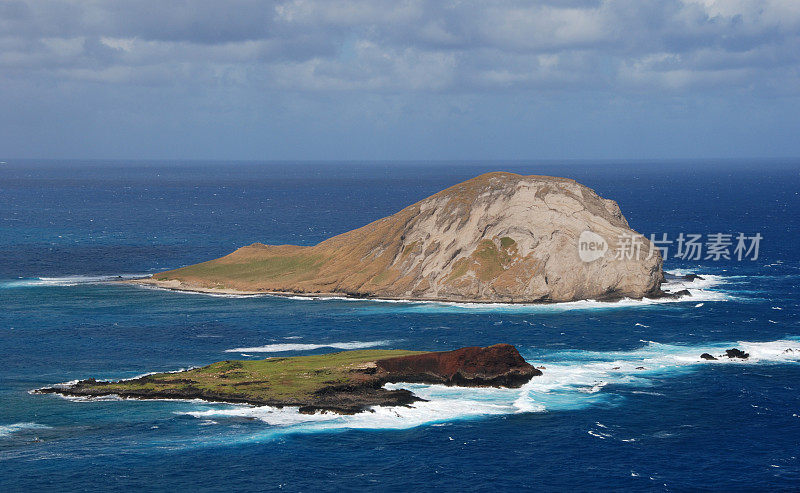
[151,172,663,302]
[376,344,540,388]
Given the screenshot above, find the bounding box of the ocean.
[1,160,799,491]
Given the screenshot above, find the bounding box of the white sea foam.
[662,271,729,292]
[736,339,800,361]
[59,394,126,402]
[373,291,728,315]
[1,274,150,289]
[30,367,200,395]
[287,272,730,309]
[0,422,52,438]
[183,394,512,433]
[224,340,396,353]
[178,336,800,437]
[127,269,732,310]
[135,283,264,298]
[349,273,730,314]
[134,277,730,308]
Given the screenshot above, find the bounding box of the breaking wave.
[346,271,732,314]
[179,336,800,438]
[0,274,149,289]
[8,271,732,313]
[224,340,396,353]
[182,394,512,435]
[0,422,52,438]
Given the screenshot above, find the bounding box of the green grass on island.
[83,349,425,402]
[153,252,326,285]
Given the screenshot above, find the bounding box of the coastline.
[122,277,690,304]
[124,277,372,299]
[34,345,540,414]
[34,381,423,415]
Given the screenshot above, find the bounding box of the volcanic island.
[37,345,541,414]
[131,172,669,303]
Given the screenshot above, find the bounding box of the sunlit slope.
[153,172,663,302]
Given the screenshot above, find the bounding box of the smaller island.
[35,344,540,414]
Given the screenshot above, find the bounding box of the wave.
[662,271,730,291]
[30,366,202,395]
[0,274,149,289]
[346,272,731,314]
[181,392,513,434]
[10,270,731,312]
[511,338,800,412]
[224,340,396,353]
[357,290,728,315]
[135,283,265,298]
[0,422,51,438]
[178,336,800,438]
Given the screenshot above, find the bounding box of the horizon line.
[3,156,800,165]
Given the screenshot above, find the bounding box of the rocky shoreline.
[35,344,542,414]
[125,275,697,303]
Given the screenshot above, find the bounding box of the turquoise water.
[1,161,799,491]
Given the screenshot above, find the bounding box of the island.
[132,172,666,303]
[35,344,541,414]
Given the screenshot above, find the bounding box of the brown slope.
[142,172,663,302]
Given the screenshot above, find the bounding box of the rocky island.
[36,344,541,414]
[134,172,665,303]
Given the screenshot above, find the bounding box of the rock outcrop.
[142,172,664,302]
[376,344,541,387]
[724,348,750,359]
[700,349,750,360]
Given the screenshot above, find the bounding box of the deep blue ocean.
[1,160,799,491]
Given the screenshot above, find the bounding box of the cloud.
[1,0,798,94]
[1,0,799,162]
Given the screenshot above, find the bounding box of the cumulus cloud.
[1,0,798,94]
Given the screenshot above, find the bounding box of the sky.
[1,0,799,161]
